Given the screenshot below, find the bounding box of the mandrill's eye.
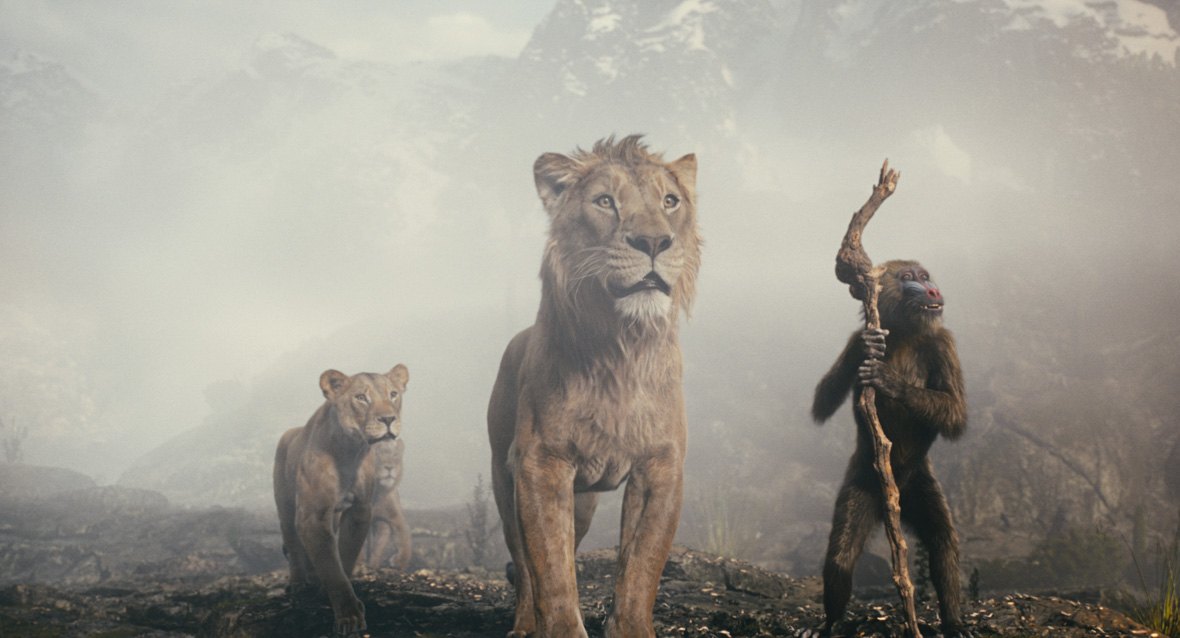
[593,194,615,210]
[355,392,369,403]
[663,194,680,210]
[900,271,913,281]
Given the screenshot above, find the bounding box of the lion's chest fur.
[518,357,686,494]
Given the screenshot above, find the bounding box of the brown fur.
[364,437,411,570]
[810,259,968,637]
[274,365,409,636]
[488,135,701,638]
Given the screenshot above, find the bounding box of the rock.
[723,560,788,598]
[0,463,96,498]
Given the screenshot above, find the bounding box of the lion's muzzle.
[609,272,671,298]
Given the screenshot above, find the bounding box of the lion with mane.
[487,135,701,638]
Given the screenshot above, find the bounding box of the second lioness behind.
[364,436,411,570]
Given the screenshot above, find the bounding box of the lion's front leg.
[607,452,684,638]
[515,451,585,638]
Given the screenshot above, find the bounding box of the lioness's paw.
[332,598,366,636]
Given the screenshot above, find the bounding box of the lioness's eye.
[663,194,679,209]
[594,194,615,209]
[355,393,369,403]
[390,391,399,399]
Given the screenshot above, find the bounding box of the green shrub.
[1124,538,1180,637]
[691,486,762,559]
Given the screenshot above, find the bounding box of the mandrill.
[808,259,970,638]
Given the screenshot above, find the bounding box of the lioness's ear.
[387,364,409,387]
[534,152,580,213]
[669,153,697,201]
[319,370,349,399]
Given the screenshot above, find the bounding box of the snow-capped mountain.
[510,0,776,142]
[1,50,101,137]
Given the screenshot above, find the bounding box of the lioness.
[364,436,412,570]
[488,135,701,638]
[273,365,409,636]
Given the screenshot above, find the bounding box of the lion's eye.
[355,393,369,403]
[390,391,399,400]
[594,194,615,209]
[663,194,680,209]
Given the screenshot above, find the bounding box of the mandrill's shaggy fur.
[274,365,409,636]
[488,135,701,638]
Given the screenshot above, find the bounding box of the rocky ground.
[0,547,1162,638]
[0,467,1165,638]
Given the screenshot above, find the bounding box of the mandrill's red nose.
[925,285,943,302]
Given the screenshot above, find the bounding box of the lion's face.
[318,365,409,445]
[371,438,403,491]
[534,136,701,324]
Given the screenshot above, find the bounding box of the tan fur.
[364,437,412,570]
[488,135,701,638]
[274,364,409,636]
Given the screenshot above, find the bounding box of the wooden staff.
[834,160,920,638]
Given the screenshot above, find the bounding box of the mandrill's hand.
[858,328,906,399]
[859,327,888,360]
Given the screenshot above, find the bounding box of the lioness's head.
[372,438,402,491]
[534,135,701,325]
[318,365,409,445]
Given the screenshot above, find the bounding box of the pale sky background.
[0,1,555,102]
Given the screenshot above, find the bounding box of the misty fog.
[3,0,1179,581]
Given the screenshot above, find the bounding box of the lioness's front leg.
[607,451,684,638]
[296,482,367,635]
[515,450,584,638]
[338,499,372,577]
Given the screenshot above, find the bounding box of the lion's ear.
[669,153,697,200]
[319,370,349,399]
[534,152,580,212]
[387,364,409,387]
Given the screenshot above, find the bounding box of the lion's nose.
[626,234,673,260]
[378,416,396,427]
